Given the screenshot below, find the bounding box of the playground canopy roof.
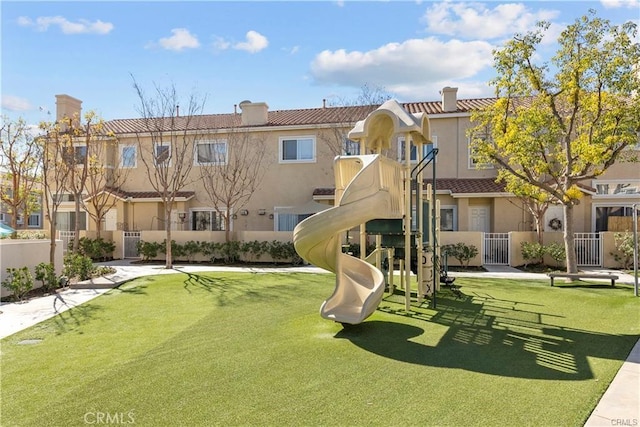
[348,99,431,152]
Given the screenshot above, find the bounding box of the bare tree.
[0,116,42,236]
[319,84,392,157]
[82,134,129,238]
[132,77,206,268]
[61,112,111,251]
[39,119,73,265]
[198,127,268,242]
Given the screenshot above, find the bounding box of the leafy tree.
[469,11,640,274]
[198,127,268,242]
[0,116,42,235]
[131,77,206,268]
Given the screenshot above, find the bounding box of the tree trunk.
[535,215,544,245]
[73,195,81,252]
[563,203,578,274]
[165,208,173,269]
[49,221,57,266]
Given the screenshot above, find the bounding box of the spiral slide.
[293,155,403,324]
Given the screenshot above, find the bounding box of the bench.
[548,273,619,287]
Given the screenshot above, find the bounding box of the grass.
[1,272,639,426]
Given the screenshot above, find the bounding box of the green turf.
[1,272,638,426]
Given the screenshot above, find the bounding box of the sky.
[2,0,639,127]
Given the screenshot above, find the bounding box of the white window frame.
[343,137,361,156]
[64,144,87,166]
[119,144,137,168]
[28,213,41,228]
[398,136,438,163]
[279,136,316,163]
[274,207,312,231]
[154,142,171,166]
[195,140,228,166]
[189,208,226,231]
[468,135,493,169]
[593,179,640,197]
[440,205,458,231]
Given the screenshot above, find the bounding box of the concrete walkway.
[1,260,638,426]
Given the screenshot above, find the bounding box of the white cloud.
[600,0,640,8]
[310,37,494,99]
[233,31,268,53]
[1,95,32,112]
[421,2,560,40]
[213,30,269,53]
[17,15,113,35]
[158,28,200,51]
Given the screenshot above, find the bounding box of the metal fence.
[574,232,601,266]
[57,230,76,255]
[483,233,510,265]
[124,231,141,258]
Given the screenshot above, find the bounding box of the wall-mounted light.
[240,209,249,216]
[232,214,238,219]
[178,212,187,223]
[258,209,266,216]
[268,213,274,219]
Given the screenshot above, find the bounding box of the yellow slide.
[293,154,403,324]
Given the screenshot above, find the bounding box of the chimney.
[239,100,268,126]
[322,99,326,109]
[440,87,458,113]
[55,94,82,123]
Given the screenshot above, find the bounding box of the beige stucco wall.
[0,239,64,298]
[439,231,483,267]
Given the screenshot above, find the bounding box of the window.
[595,205,638,232]
[280,137,315,163]
[120,145,137,168]
[398,136,438,163]
[154,143,171,166]
[468,134,493,169]
[594,180,640,196]
[28,214,40,228]
[190,209,225,231]
[196,140,227,165]
[276,212,311,231]
[55,211,87,231]
[440,206,457,231]
[63,145,87,165]
[343,138,360,156]
[53,193,75,203]
[0,213,5,223]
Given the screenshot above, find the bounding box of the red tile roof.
[97,187,195,200]
[104,98,497,134]
[314,178,507,198]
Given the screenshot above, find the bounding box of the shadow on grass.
[179,271,282,306]
[336,292,637,380]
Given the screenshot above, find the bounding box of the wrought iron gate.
[483,233,510,265]
[124,231,141,258]
[574,233,601,267]
[57,231,75,255]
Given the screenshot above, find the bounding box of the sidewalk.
[1,261,638,425]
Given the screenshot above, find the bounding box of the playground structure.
[293,100,444,324]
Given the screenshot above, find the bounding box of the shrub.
[545,242,566,268]
[77,237,115,261]
[521,242,546,267]
[35,262,59,293]
[610,232,635,270]
[441,243,479,268]
[137,240,161,261]
[63,253,95,281]
[2,267,34,301]
[181,241,201,263]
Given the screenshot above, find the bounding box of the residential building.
[45,89,639,265]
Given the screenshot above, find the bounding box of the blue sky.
[2,1,639,126]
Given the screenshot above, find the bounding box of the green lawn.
[1,272,638,426]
